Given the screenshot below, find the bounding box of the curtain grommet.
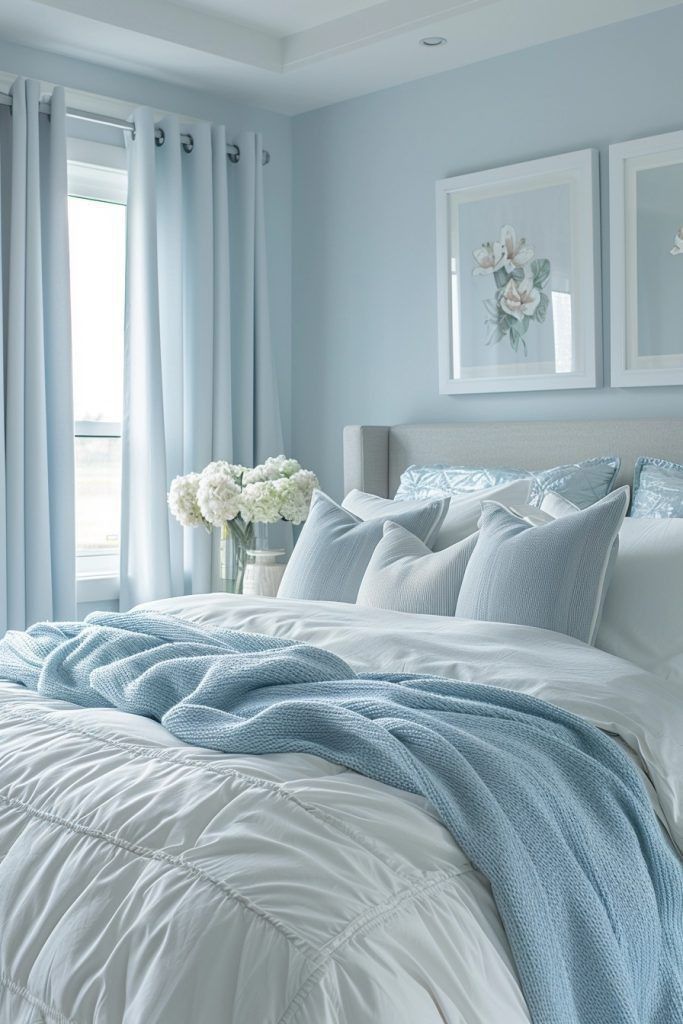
[154,127,165,147]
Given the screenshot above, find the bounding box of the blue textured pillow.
[395,457,620,509]
[455,487,630,644]
[278,490,449,603]
[356,521,478,616]
[631,457,683,518]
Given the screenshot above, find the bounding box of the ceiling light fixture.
[420,36,447,47]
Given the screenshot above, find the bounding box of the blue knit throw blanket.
[1,611,681,1024]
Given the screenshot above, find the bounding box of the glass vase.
[219,520,255,595]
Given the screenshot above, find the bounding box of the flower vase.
[219,520,254,595]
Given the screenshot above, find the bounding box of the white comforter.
[0,596,680,1024]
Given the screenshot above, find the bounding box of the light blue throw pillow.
[455,487,630,644]
[278,490,449,603]
[630,457,683,518]
[395,457,620,509]
[356,521,478,616]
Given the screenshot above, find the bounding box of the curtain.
[230,132,291,556]
[0,78,75,632]
[231,132,284,467]
[120,112,283,608]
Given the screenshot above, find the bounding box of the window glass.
[67,185,126,575]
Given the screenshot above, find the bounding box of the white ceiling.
[0,0,680,115]
[174,0,382,36]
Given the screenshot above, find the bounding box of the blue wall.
[291,5,683,497]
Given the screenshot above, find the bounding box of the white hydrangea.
[272,477,308,525]
[196,461,242,526]
[290,468,318,498]
[167,473,207,528]
[243,455,302,485]
[168,456,319,529]
[202,461,248,483]
[239,481,281,524]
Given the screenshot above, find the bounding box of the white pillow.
[343,479,531,551]
[356,521,478,616]
[540,491,582,518]
[596,518,683,685]
[475,489,579,528]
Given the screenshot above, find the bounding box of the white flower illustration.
[473,225,534,276]
[499,274,541,321]
[499,224,535,273]
[472,224,549,355]
[671,227,683,256]
[472,239,505,275]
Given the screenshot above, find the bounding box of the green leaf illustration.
[534,291,550,323]
[531,258,550,290]
[510,321,528,356]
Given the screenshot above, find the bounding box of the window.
[67,147,127,597]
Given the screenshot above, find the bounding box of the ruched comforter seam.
[0,971,76,1024]
[276,871,474,1024]
[0,790,317,960]
[0,702,451,883]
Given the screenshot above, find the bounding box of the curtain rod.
[0,91,270,165]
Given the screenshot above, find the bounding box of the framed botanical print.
[610,129,683,387]
[436,149,600,395]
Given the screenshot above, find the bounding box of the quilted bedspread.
[0,600,681,1024]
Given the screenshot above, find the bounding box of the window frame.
[67,140,127,603]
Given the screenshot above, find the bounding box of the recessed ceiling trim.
[283,0,497,67]
[33,0,283,72]
[3,0,681,115]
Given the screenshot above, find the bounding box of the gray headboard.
[343,419,683,498]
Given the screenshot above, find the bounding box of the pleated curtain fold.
[230,131,285,468]
[120,110,284,608]
[0,78,76,632]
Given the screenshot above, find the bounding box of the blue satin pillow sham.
[395,456,620,510]
[630,457,683,518]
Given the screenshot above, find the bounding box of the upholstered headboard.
[343,419,683,498]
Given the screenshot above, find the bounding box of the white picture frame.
[610,130,683,387]
[436,149,600,395]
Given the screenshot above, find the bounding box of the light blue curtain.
[231,132,284,467]
[120,112,278,608]
[0,78,75,632]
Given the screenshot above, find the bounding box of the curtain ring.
[182,134,194,154]
[228,145,240,164]
[154,127,165,147]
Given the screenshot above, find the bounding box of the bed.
[0,418,681,1024]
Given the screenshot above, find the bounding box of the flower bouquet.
[168,456,319,594]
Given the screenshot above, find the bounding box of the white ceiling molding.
[0,0,680,114]
[34,0,282,71]
[282,0,498,68]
